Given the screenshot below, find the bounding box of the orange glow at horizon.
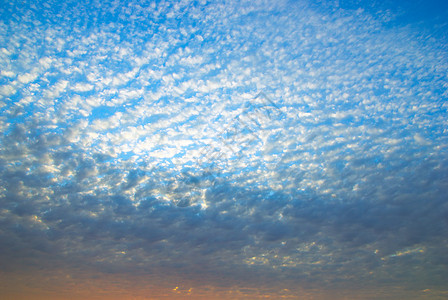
[1,269,443,300]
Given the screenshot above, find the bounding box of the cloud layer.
[1,0,448,298]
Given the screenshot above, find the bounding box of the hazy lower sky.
[1,0,447,299]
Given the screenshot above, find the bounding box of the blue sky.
[1,0,448,299]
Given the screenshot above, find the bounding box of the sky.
[1,0,448,299]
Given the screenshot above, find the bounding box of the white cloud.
[72,82,94,92]
[45,80,68,99]
[0,84,16,96]
[413,133,431,146]
[1,70,15,77]
[17,72,39,84]
[39,57,53,69]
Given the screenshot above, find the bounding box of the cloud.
[71,82,94,92]
[1,70,15,77]
[17,72,39,84]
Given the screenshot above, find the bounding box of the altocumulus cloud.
[0,0,448,299]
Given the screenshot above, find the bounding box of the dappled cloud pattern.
[1,0,448,299]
